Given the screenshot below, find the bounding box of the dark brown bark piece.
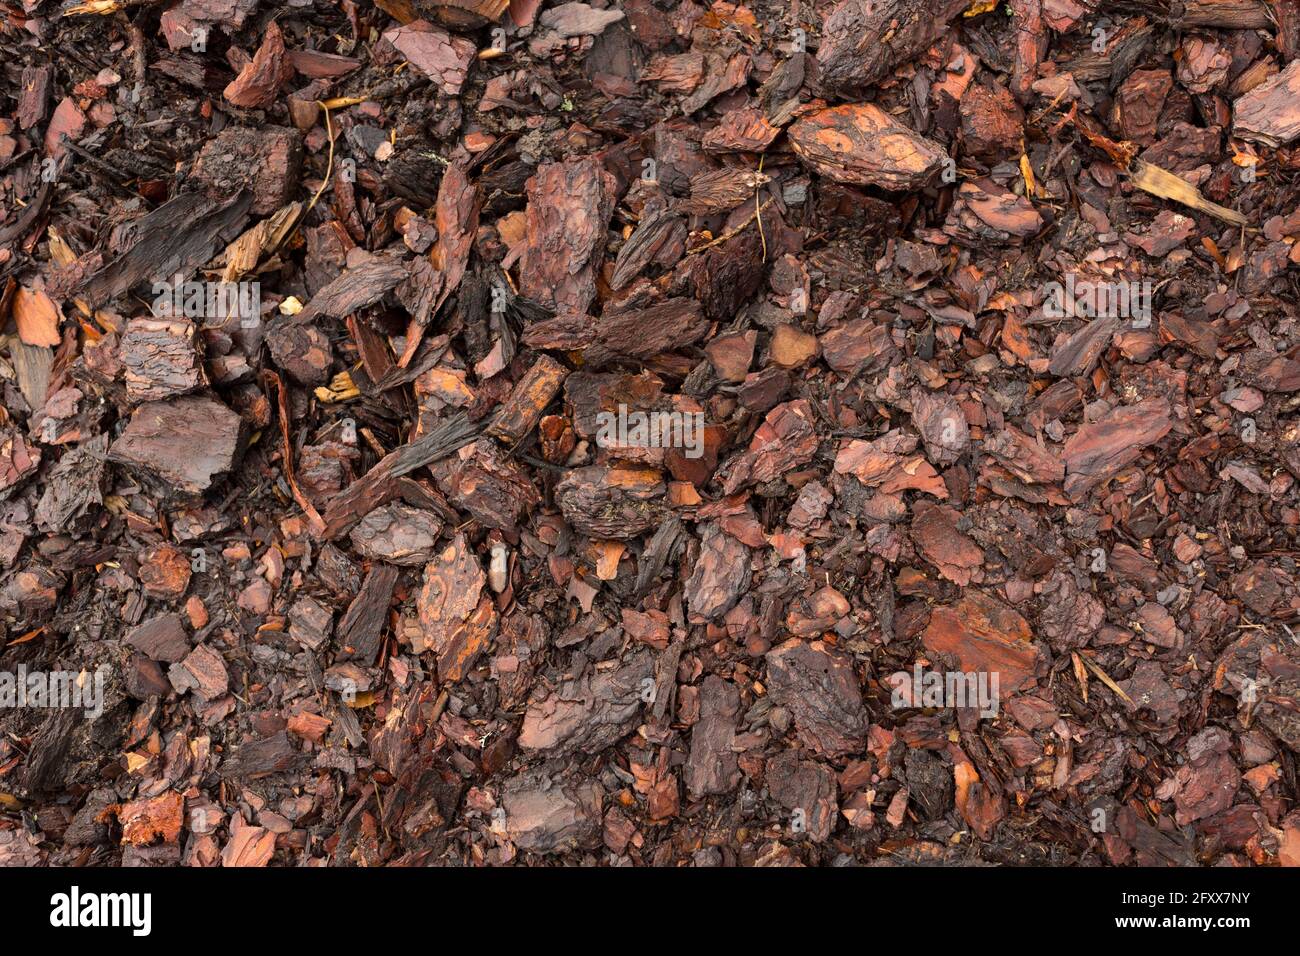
[765,639,867,757]
[190,126,303,216]
[335,562,400,664]
[109,394,245,495]
[126,612,192,663]
[684,522,752,623]
[555,464,668,540]
[683,675,741,798]
[519,158,616,317]
[817,0,968,94]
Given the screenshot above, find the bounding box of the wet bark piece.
[585,298,710,367]
[765,639,867,757]
[502,770,602,854]
[17,65,52,130]
[943,179,1044,245]
[350,503,442,566]
[485,354,568,445]
[1061,398,1172,500]
[684,676,741,798]
[299,253,408,321]
[518,651,655,755]
[519,157,616,317]
[767,751,838,842]
[126,612,191,663]
[336,563,399,665]
[788,104,948,191]
[320,413,479,539]
[416,532,484,653]
[120,317,207,402]
[684,522,752,623]
[556,464,668,540]
[817,0,968,94]
[79,191,253,308]
[1233,59,1300,147]
[190,126,302,216]
[922,591,1040,692]
[431,438,539,533]
[382,20,476,95]
[109,394,245,495]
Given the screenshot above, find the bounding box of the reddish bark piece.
[1061,398,1172,499]
[911,502,984,586]
[1174,728,1241,825]
[120,317,207,402]
[949,744,1005,841]
[834,431,949,498]
[1233,59,1300,147]
[190,126,302,216]
[518,652,654,754]
[383,19,476,95]
[960,83,1025,162]
[704,331,755,383]
[912,389,969,467]
[519,158,616,317]
[139,544,192,600]
[0,430,41,497]
[17,65,52,131]
[944,179,1044,245]
[484,355,569,445]
[684,522,752,623]
[168,643,230,701]
[223,22,293,109]
[702,107,780,153]
[770,324,818,368]
[12,287,61,347]
[221,819,277,867]
[789,104,949,191]
[621,608,671,650]
[109,395,245,495]
[436,595,497,683]
[683,676,741,797]
[502,770,602,854]
[288,596,333,651]
[722,399,819,494]
[1112,69,1172,146]
[44,97,85,161]
[117,791,184,846]
[266,321,332,386]
[820,317,896,374]
[127,612,191,663]
[765,639,867,757]
[922,592,1040,692]
[416,533,485,655]
[431,438,539,533]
